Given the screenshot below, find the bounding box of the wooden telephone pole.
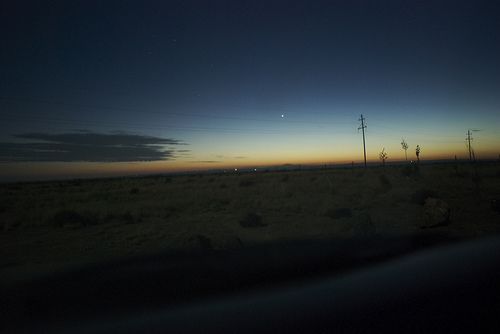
[358,114,367,168]
[466,130,473,163]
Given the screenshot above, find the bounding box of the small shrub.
[130,187,139,195]
[326,207,352,219]
[239,213,266,228]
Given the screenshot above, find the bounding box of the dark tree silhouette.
[415,145,420,163]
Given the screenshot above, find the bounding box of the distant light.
[254,168,257,171]
[235,168,237,171]
[281,114,284,118]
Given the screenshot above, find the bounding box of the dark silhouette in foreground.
[2,234,499,333]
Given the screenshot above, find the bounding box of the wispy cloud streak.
[0,132,186,162]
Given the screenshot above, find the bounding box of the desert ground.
[1,162,500,271]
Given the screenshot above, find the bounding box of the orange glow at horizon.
[1,145,498,182]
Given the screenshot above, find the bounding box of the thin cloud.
[213,155,247,160]
[0,132,186,162]
[189,161,221,163]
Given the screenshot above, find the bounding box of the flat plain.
[1,162,500,269]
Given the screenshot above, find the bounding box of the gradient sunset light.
[1,0,499,182]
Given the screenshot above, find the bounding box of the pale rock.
[419,198,450,228]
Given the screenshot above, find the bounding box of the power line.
[367,130,462,143]
[0,114,346,135]
[0,96,353,126]
[0,77,354,117]
[368,120,460,138]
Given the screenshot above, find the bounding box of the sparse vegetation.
[1,162,499,266]
[379,148,388,166]
[401,138,408,162]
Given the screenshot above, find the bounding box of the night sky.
[1,0,499,181]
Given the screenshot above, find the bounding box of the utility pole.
[466,130,473,163]
[358,114,367,168]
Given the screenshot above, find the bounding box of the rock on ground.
[419,198,450,228]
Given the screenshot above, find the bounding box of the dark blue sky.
[1,0,499,180]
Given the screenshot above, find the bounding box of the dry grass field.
[1,162,500,269]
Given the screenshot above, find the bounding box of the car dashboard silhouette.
[2,234,499,333]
